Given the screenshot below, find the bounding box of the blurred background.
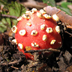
[0,0,72,33]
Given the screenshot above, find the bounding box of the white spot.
[43,14,51,19]
[22,14,30,19]
[26,11,31,14]
[31,43,39,47]
[52,14,59,21]
[40,24,46,30]
[46,27,53,33]
[37,12,42,18]
[17,16,22,21]
[42,35,47,41]
[11,25,17,33]
[40,9,46,14]
[50,40,56,45]
[55,26,60,33]
[32,8,37,13]
[27,22,32,26]
[12,39,17,44]
[19,30,26,36]
[31,30,38,36]
[18,43,23,49]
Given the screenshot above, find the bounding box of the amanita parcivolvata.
[11,8,62,60]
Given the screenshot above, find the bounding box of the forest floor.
[0,0,72,72]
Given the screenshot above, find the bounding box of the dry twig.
[25,48,60,53]
[0,58,21,66]
[1,14,18,19]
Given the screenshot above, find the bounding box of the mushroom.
[11,8,62,60]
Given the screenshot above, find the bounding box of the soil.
[0,25,72,72]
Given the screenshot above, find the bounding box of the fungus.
[12,8,62,60]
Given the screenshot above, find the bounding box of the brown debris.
[20,1,47,9]
[0,34,4,45]
[11,66,19,70]
[38,63,53,72]
[57,57,67,72]
[0,58,22,66]
[0,46,3,52]
[66,65,72,72]
[63,51,72,63]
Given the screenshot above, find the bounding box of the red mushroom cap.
[12,8,62,60]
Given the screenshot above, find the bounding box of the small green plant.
[0,0,72,32]
[0,0,26,32]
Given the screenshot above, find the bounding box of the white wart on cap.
[18,43,23,49]
[11,25,17,33]
[12,39,17,44]
[52,14,59,21]
[55,26,60,33]
[19,30,26,36]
